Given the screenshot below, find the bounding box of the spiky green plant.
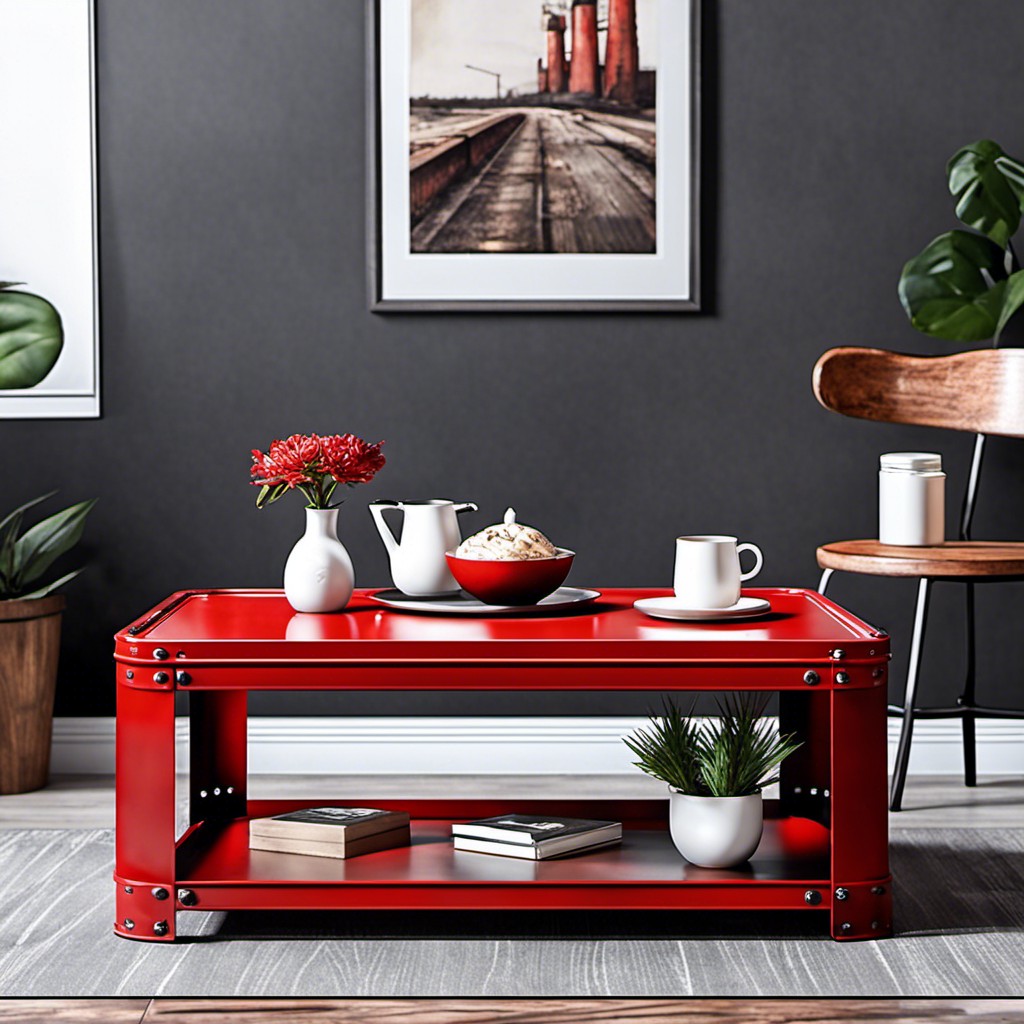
[696,694,803,797]
[622,699,703,795]
[0,492,96,600]
[623,695,802,798]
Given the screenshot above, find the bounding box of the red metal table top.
[115,587,888,669]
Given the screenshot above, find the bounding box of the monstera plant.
[0,282,64,389]
[899,140,1024,343]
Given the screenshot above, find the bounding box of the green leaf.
[898,230,1009,341]
[0,493,57,593]
[995,268,1024,340]
[0,282,26,291]
[994,153,1024,217]
[948,140,1022,248]
[0,512,23,587]
[12,498,96,588]
[0,289,64,390]
[18,567,83,600]
[0,491,56,540]
[255,482,289,509]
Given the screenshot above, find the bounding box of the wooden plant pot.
[0,594,65,795]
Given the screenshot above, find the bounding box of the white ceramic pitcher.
[369,499,478,597]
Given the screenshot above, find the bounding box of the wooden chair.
[812,346,1024,811]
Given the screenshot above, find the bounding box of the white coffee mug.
[674,535,763,608]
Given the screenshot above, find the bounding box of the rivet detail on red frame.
[113,875,177,942]
[120,665,180,691]
[831,877,893,941]
[829,665,886,688]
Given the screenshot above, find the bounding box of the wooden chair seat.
[817,539,1024,578]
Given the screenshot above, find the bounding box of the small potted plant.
[624,695,802,868]
[0,492,95,794]
[250,433,385,613]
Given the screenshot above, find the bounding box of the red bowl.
[445,549,575,606]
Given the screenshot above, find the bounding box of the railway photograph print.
[410,0,658,256]
[372,0,699,310]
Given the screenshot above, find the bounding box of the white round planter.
[668,789,764,868]
[283,508,355,613]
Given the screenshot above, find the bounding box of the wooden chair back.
[813,346,1024,439]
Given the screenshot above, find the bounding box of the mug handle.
[737,542,763,582]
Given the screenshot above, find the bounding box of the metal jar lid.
[879,452,943,473]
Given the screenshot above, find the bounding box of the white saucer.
[633,596,772,622]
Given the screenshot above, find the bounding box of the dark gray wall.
[9,0,1024,718]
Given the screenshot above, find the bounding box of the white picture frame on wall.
[370,0,700,312]
[0,0,99,418]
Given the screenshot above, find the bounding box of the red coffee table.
[113,587,892,943]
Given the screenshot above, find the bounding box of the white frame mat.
[0,0,100,418]
[370,0,700,312]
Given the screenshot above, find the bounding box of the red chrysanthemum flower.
[250,433,321,488]
[268,433,322,472]
[319,434,386,485]
[250,432,385,509]
[250,450,307,488]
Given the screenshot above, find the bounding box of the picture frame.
[369,0,700,312]
[0,0,100,418]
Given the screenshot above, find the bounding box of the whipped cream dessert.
[455,508,560,560]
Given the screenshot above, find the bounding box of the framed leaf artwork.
[0,0,99,417]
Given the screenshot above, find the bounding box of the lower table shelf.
[171,798,832,913]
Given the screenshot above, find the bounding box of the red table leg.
[114,667,177,941]
[830,681,892,940]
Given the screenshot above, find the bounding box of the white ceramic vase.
[283,508,355,613]
[668,789,764,868]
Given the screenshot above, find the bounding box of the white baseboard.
[49,716,1024,777]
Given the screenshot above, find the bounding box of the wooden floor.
[411,107,656,255]
[0,1000,1021,1023]
[0,773,1020,830]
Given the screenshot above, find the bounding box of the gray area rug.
[0,829,1021,998]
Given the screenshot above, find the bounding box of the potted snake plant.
[0,493,95,794]
[624,695,801,868]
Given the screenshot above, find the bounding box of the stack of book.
[451,813,622,860]
[248,806,410,860]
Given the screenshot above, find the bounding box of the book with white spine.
[451,814,622,858]
[453,835,622,860]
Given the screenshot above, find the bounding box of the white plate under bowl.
[371,587,601,616]
[633,596,772,622]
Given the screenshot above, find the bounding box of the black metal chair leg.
[890,578,932,812]
[961,581,977,787]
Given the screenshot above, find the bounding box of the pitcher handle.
[737,542,764,582]
[453,502,478,515]
[368,501,402,558]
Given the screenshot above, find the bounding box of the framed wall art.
[370,0,700,312]
[0,0,99,417]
